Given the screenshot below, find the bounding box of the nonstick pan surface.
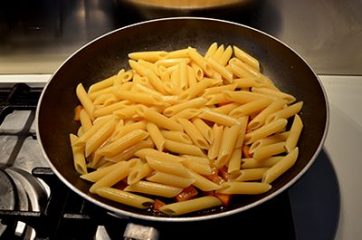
[36,17,329,222]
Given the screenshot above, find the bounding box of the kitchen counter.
[288,75,362,240]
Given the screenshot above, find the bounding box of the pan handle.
[123,223,159,240]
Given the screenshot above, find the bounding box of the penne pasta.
[177,118,209,150]
[208,124,224,160]
[95,187,154,209]
[263,148,299,184]
[164,140,205,157]
[160,196,222,216]
[146,156,191,178]
[124,181,182,198]
[217,182,271,194]
[146,122,165,151]
[70,44,304,216]
[285,114,303,152]
[69,134,88,175]
[147,171,195,188]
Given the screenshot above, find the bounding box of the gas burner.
[0,169,17,238]
[0,167,49,240]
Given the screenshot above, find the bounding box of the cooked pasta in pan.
[70,43,303,216]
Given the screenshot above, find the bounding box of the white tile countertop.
[320,75,362,239]
[289,75,362,240]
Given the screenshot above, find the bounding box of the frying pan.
[36,17,329,222]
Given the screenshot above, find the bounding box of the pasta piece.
[224,90,269,104]
[128,51,167,62]
[111,121,146,140]
[233,77,265,89]
[169,108,201,120]
[229,62,255,79]
[163,97,207,117]
[159,196,222,216]
[156,58,190,67]
[219,45,233,66]
[177,118,209,150]
[81,160,125,182]
[113,105,139,119]
[249,132,289,154]
[215,124,241,169]
[85,117,116,157]
[241,157,283,169]
[204,42,218,58]
[181,155,210,165]
[190,62,204,81]
[285,114,303,152]
[248,100,285,131]
[76,83,95,118]
[227,148,242,175]
[208,124,223,160]
[129,60,166,94]
[124,181,182,198]
[146,156,191,178]
[98,129,149,157]
[95,187,154,209]
[245,118,288,144]
[213,103,239,115]
[135,148,183,163]
[161,130,193,145]
[192,118,213,144]
[180,78,213,100]
[146,122,165,151]
[199,108,240,127]
[88,75,116,93]
[265,101,303,124]
[203,83,237,96]
[211,44,224,60]
[141,107,183,132]
[127,162,153,185]
[263,148,299,184]
[253,142,286,161]
[252,87,296,104]
[182,160,212,175]
[233,45,260,71]
[75,116,113,146]
[229,98,272,118]
[205,93,230,105]
[114,90,162,106]
[178,61,189,90]
[79,109,92,132]
[187,48,213,76]
[147,171,195,188]
[167,48,189,58]
[164,140,205,157]
[217,182,271,194]
[69,134,88,175]
[233,168,268,182]
[207,58,233,83]
[187,65,197,87]
[188,170,221,191]
[89,160,135,193]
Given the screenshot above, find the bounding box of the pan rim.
[36,16,330,222]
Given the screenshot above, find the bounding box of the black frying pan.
[36,17,329,222]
